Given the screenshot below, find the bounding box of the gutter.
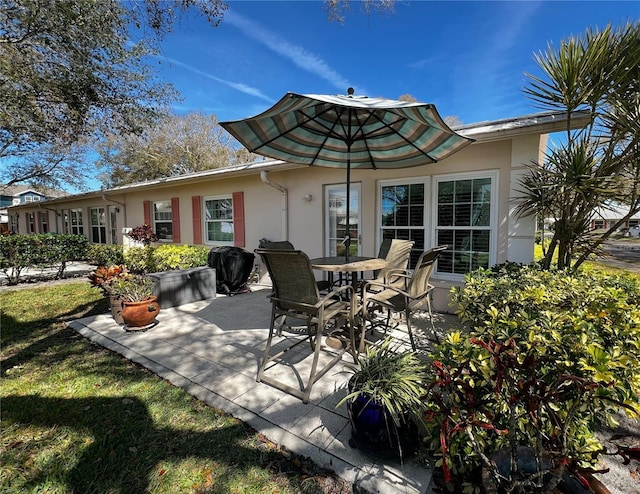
[260,171,288,241]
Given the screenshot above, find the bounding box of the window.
[434,174,496,276]
[90,207,107,244]
[204,196,233,244]
[325,183,361,257]
[153,200,173,241]
[40,212,48,233]
[27,212,35,233]
[109,206,118,244]
[593,219,605,230]
[380,182,425,267]
[70,209,84,235]
[10,214,18,233]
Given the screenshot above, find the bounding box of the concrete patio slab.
[68,283,461,494]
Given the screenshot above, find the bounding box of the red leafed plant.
[126,224,158,246]
[88,265,129,296]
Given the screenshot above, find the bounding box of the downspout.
[260,171,288,241]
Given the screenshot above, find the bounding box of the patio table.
[311,256,388,353]
[310,256,387,290]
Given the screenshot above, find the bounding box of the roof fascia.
[457,111,591,142]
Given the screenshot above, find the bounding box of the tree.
[515,22,640,271]
[324,0,395,23]
[95,112,258,187]
[0,0,227,190]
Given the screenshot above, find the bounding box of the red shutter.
[192,196,202,245]
[143,201,151,225]
[232,191,245,248]
[171,197,180,243]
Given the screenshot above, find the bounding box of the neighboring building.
[7,110,590,311]
[590,204,640,232]
[0,185,67,234]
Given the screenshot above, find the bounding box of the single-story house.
[590,204,640,231]
[7,110,590,312]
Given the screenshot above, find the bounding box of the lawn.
[0,283,348,494]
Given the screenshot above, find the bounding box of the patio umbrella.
[220,88,474,262]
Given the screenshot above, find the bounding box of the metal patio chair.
[254,248,358,403]
[362,245,447,350]
[361,238,415,294]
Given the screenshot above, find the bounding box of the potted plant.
[88,265,129,324]
[336,338,428,460]
[103,274,160,330]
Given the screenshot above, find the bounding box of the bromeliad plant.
[423,265,640,494]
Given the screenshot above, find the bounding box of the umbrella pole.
[344,144,351,263]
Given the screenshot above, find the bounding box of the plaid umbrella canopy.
[220,89,474,261]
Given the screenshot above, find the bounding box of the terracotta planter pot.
[121,296,160,330]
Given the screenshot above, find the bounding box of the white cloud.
[158,55,275,103]
[225,10,358,94]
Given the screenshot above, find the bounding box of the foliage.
[0,0,226,190]
[86,243,125,266]
[422,265,640,493]
[0,233,88,284]
[127,224,158,246]
[0,282,344,493]
[337,338,428,427]
[88,265,129,296]
[102,274,155,302]
[123,246,156,274]
[324,0,395,23]
[123,244,209,274]
[516,22,640,271]
[152,244,210,271]
[96,112,259,187]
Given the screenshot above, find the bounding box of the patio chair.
[254,248,358,403]
[257,238,332,293]
[362,245,447,350]
[361,238,415,294]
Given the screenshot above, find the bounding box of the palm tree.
[515,22,640,270]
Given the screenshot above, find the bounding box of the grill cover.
[207,247,255,295]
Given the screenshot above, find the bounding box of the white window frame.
[431,170,499,282]
[377,177,430,267]
[89,206,107,244]
[203,195,234,246]
[27,212,35,233]
[40,211,48,233]
[153,200,173,242]
[70,208,84,236]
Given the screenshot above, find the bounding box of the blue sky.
[148,0,638,126]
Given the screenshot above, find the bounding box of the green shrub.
[86,244,125,266]
[423,265,640,492]
[122,244,209,274]
[123,246,156,274]
[0,234,89,284]
[152,244,209,271]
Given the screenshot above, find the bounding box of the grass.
[1,283,348,494]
